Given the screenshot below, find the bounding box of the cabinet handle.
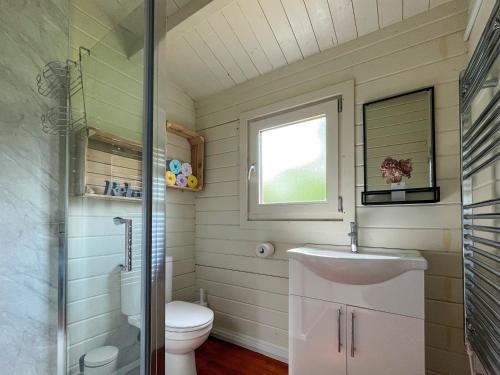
[350,311,355,358]
[337,308,342,353]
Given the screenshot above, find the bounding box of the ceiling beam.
[166,0,234,41]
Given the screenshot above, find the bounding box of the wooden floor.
[196,337,288,375]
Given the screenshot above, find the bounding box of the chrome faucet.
[348,221,358,253]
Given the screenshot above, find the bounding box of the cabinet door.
[289,295,346,375]
[346,306,425,375]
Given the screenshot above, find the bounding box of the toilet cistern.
[348,221,358,253]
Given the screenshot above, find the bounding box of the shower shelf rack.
[36,47,89,136]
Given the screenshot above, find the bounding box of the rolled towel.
[166,171,176,186]
[169,159,182,174]
[187,175,198,189]
[181,162,192,176]
[176,173,188,187]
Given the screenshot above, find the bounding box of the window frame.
[239,81,355,233]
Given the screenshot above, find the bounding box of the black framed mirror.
[362,87,440,205]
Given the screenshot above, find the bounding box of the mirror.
[362,87,440,205]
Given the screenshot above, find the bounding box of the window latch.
[248,163,256,181]
[338,196,343,212]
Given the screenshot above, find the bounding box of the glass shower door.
[64,1,165,374]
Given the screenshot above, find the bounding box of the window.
[247,100,338,220]
[240,81,355,226]
[260,115,327,205]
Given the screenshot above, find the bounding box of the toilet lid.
[84,346,118,368]
[165,301,213,332]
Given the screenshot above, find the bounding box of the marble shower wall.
[0,1,69,374]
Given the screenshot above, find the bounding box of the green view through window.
[259,116,326,204]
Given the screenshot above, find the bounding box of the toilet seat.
[84,346,118,368]
[126,301,214,333]
[165,301,214,333]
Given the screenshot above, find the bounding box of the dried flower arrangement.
[380,157,413,184]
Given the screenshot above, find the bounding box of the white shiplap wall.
[193,1,471,374]
[164,80,198,302]
[67,200,142,373]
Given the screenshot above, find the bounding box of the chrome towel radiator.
[460,2,499,374]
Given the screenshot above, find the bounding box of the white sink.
[288,245,427,285]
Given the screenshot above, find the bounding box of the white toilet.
[121,257,214,375]
[83,345,118,375]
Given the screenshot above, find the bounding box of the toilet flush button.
[256,242,275,258]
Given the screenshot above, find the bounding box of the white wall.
[164,80,198,302]
[67,200,142,372]
[193,1,470,374]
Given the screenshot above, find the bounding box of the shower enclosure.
[0,0,165,374]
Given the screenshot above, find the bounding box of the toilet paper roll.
[255,242,275,258]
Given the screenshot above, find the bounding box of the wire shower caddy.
[36,47,90,136]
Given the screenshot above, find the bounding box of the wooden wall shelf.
[167,184,202,192]
[72,123,205,200]
[81,193,141,202]
[73,127,143,202]
[166,121,204,192]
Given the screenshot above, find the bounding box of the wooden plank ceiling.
[166,0,453,100]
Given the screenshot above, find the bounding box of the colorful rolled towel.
[169,159,182,174]
[166,171,176,186]
[176,174,188,187]
[181,162,192,176]
[187,175,198,189]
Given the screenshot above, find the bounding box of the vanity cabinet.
[288,245,427,375]
[289,297,424,375]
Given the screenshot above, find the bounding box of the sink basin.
[288,245,427,285]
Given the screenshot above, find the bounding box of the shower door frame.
[142,0,166,374]
[56,0,166,374]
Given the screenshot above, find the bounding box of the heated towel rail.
[460,3,500,375]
